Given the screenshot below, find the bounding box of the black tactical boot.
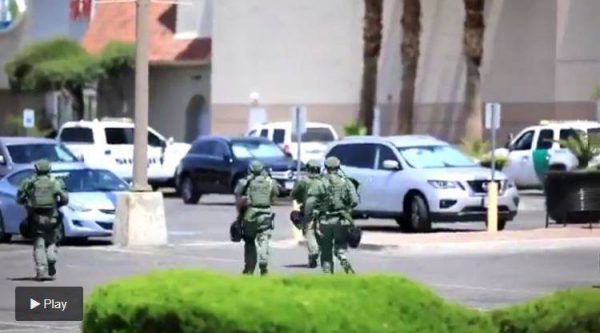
[308,254,318,268]
[259,264,268,276]
[341,261,355,274]
[35,271,54,282]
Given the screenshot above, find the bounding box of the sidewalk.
[296,226,600,255]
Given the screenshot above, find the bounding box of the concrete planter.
[544,170,600,224]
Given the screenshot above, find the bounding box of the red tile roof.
[82,2,210,64]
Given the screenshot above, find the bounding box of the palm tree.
[462,0,485,141]
[358,0,383,135]
[397,0,421,134]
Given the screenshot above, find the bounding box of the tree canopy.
[5,38,134,93]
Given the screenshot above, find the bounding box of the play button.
[29,299,40,310]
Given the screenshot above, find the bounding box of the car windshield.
[7,143,78,164]
[397,145,477,168]
[51,169,130,193]
[292,127,335,142]
[231,141,286,159]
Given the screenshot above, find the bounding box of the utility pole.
[132,0,150,191]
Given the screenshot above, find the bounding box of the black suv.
[176,136,300,204]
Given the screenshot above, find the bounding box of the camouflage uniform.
[234,161,279,276]
[291,159,322,268]
[16,160,68,281]
[305,157,359,274]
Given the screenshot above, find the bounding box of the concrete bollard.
[486,182,498,233]
[113,191,168,246]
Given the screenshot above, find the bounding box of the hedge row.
[82,270,600,333]
[83,270,494,333]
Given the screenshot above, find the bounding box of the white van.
[247,122,338,163]
[56,118,190,189]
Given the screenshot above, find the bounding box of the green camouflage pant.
[318,217,353,274]
[29,213,59,275]
[303,220,320,257]
[242,210,273,275]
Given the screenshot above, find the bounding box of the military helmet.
[34,159,51,174]
[248,160,264,175]
[306,159,321,173]
[324,156,341,170]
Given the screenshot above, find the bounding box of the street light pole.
[132,0,150,191]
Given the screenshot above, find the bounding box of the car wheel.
[181,176,201,204]
[485,218,507,231]
[0,213,12,243]
[402,194,432,233]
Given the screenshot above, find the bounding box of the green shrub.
[83,270,495,333]
[344,121,368,137]
[491,288,600,333]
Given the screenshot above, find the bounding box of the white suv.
[247,121,338,163]
[324,135,519,232]
[500,120,600,188]
[56,118,190,189]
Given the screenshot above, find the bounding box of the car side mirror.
[78,155,85,162]
[167,137,174,145]
[285,151,293,158]
[382,160,400,170]
[223,154,233,163]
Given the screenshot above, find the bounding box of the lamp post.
[132,0,150,191]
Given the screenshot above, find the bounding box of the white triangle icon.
[30,299,40,310]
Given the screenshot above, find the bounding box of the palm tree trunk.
[358,0,383,135]
[463,0,485,141]
[397,0,421,135]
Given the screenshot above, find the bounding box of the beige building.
[83,1,211,142]
[212,0,600,142]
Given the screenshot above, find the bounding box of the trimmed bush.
[83,270,495,333]
[491,288,600,333]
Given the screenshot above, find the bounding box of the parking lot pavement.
[1,191,597,333]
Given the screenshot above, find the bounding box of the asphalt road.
[0,191,597,333]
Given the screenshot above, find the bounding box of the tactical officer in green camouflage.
[291,159,323,268]
[234,160,279,276]
[305,156,359,274]
[17,160,68,281]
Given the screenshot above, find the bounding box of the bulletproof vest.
[325,174,347,212]
[247,175,272,207]
[29,176,56,209]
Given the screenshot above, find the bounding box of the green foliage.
[459,137,490,159]
[491,288,600,333]
[5,38,101,92]
[593,84,600,101]
[9,0,19,20]
[83,269,496,333]
[556,131,600,169]
[479,155,508,170]
[4,113,55,137]
[344,121,368,136]
[97,41,135,77]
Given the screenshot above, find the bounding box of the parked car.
[498,120,600,189]
[176,136,301,204]
[323,135,520,232]
[0,164,130,243]
[247,121,338,163]
[56,118,190,189]
[0,137,80,178]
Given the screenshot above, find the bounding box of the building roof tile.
[82,2,210,64]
